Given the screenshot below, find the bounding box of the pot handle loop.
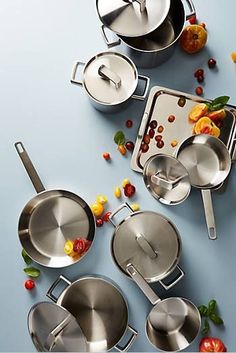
[109,202,134,227]
[126,264,161,305]
[159,265,185,290]
[101,25,121,49]
[114,325,138,352]
[136,233,157,259]
[70,61,85,86]
[15,141,45,194]
[183,0,196,20]
[98,65,121,89]
[46,275,72,303]
[131,75,150,101]
[44,314,73,351]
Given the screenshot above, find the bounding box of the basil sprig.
[21,249,32,266]
[205,96,230,112]
[198,299,224,335]
[24,267,41,278]
[114,131,125,145]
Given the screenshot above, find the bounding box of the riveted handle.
[114,325,138,352]
[159,265,185,290]
[15,141,45,194]
[70,61,85,86]
[98,65,121,89]
[132,75,150,101]
[101,25,121,49]
[46,275,72,303]
[109,203,134,227]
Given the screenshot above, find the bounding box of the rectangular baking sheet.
[131,86,236,174]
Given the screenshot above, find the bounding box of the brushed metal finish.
[96,0,170,37]
[53,276,137,352]
[143,154,191,205]
[146,297,201,351]
[28,302,87,352]
[111,209,182,283]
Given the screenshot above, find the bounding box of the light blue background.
[0,0,236,351]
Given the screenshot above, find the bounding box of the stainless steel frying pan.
[15,142,95,268]
[176,134,231,240]
[126,264,201,352]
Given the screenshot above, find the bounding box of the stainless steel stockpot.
[109,203,184,290]
[101,0,196,68]
[47,275,138,352]
[71,51,150,112]
[127,264,201,352]
[15,142,95,268]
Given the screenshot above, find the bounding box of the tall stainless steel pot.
[101,0,196,68]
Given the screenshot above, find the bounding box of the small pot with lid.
[109,203,184,289]
[71,51,150,112]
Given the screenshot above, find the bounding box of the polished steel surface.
[131,86,236,173]
[51,276,137,352]
[146,297,201,351]
[28,302,87,352]
[177,135,231,188]
[96,0,170,37]
[110,206,182,283]
[16,142,95,268]
[143,154,191,205]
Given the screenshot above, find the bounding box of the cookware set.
[15,0,236,351]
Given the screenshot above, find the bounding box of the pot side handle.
[159,265,185,290]
[132,75,150,101]
[46,275,72,303]
[109,202,134,227]
[114,325,138,352]
[101,25,121,49]
[70,61,85,86]
[183,0,196,20]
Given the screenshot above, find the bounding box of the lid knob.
[123,0,146,12]
[136,233,157,259]
[98,64,121,89]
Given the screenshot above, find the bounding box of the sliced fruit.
[189,103,209,123]
[207,109,226,121]
[193,117,220,137]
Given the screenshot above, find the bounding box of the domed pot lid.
[28,302,87,352]
[111,209,181,282]
[96,0,171,37]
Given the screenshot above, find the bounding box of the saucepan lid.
[110,204,182,283]
[28,302,87,352]
[96,0,171,37]
[143,154,191,205]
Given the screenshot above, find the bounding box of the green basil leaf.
[201,319,210,335]
[205,102,213,110]
[24,267,41,278]
[114,131,125,145]
[210,313,224,325]
[211,95,230,107]
[198,305,209,317]
[21,249,32,265]
[208,299,217,314]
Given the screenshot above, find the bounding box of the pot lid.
[111,210,181,282]
[143,154,191,205]
[96,0,171,37]
[28,302,87,352]
[83,52,138,105]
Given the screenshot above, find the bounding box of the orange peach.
[189,103,209,123]
[193,117,220,137]
[207,108,226,121]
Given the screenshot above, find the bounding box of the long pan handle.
[15,141,45,194]
[201,189,217,240]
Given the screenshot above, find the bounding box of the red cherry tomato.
[103,152,110,160]
[96,218,104,227]
[73,238,87,254]
[199,337,227,352]
[124,184,136,198]
[24,279,35,290]
[195,86,204,96]
[194,68,204,78]
[188,15,197,24]
[102,212,112,222]
[126,119,133,128]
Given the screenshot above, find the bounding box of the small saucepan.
[127,264,201,352]
[176,134,231,240]
[15,142,95,267]
[46,275,138,352]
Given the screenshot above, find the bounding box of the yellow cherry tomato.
[96,195,108,205]
[91,202,104,217]
[131,203,140,212]
[122,178,130,188]
[64,240,74,255]
[114,186,121,198]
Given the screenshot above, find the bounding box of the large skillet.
[15,142,95,268]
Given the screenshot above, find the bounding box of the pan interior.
[177,137,231,188]
[19,190,95,267]
[146,297,200,351]
[57,277,128,351]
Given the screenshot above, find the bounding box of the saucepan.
[46,275,138,352]
[15,142,95,267]
[109,203,184,290]
[126,264,201,352]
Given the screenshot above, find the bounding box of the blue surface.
[0,0,236,351]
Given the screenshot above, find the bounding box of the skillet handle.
[15,141,45,194]
[183,0,196,20]
[46,275,72,303]
[201,189,217,240]
[114,325,138,352]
